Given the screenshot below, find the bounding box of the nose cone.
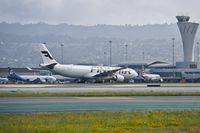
[130,69,138,78]
[133,70,138,77]
[52,76,57,81]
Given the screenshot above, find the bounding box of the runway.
[0,96,200,113]
[0,84,200,113]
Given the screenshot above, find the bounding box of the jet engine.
[113,74,125,82]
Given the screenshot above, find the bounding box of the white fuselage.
[142,73,163,82]
[50,64,138,80]
[0,77,8,83]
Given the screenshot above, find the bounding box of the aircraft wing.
[93,67,125,78]
[26,66,44,72]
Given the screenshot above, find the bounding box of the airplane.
[7,68,56,83]
[38,43,138,83]
[0,77,8,84]
[141,65,163,82]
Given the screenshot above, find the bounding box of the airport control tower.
[176,16,199,62]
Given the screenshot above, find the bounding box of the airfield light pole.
[171,38,176,81]
[125,44,128,62]
[104,51,107,65]
[60,44,64,64]
[109,41,112,66]
[197,42,200,62]
[142,48,145,61]
[172,38,175,66]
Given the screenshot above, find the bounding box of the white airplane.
[0,77,8,84]
[38,43,138,82]
[7,68,56,83]
[141,66,163,82]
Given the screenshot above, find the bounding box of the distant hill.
[0,22,199,67]
[0,22,187,41]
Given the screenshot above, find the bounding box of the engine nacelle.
[113,74,125,82]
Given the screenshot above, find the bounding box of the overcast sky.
[0,0,199,25]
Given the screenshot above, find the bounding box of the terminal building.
[120,16,200,83]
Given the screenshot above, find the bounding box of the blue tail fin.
[8,67,15,76]
[7,67,25,81]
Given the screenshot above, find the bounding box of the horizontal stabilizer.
[39,63,57,69]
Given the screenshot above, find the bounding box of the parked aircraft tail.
[7,67,25,81]
[8,67,15,76]
[141,65,145,75]
[39,43,58,69]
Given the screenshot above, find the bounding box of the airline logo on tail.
[41,51,53,60]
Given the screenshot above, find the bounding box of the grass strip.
[0,91,200,97]
[0,111,199,133]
